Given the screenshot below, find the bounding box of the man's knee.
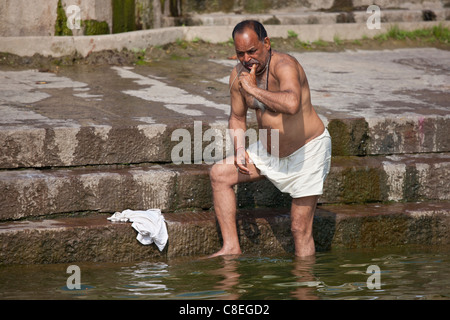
[290,198,317,236]
[290,219,312,236]
[209,162,234,188]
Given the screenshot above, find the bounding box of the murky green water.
[1,246,449,300]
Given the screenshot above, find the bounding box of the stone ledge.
[189,9,450,28]
[1,115,448,169]
[1,153,449,221]
[1,21,448,58]
[1,201,449,265]
[0,164,213,220]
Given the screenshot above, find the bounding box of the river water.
[1,245,449,300]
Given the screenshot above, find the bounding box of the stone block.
[1,202,448,265]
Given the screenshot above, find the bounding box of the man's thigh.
[291,195,318,208]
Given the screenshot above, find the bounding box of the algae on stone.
[55,0,73,36]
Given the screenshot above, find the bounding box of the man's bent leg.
[209,156,264,257]
[290,195,318,257]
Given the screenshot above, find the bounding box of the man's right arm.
[229,67,250,174]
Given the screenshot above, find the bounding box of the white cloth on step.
[107,209,168,251]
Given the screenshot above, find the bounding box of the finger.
[239,72,249,80]
[235,156,250,173]
[250,64,257,75]
[245,151,253,164]
[237,164,250,175]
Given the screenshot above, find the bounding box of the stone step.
[238,152,450,207]
[326,116,450,157]
[1,47,448,170]
[0,164,213,221]
[1,153,449,221]
[1,201,449,265]
[191,8,450,27]
[1,114,449,170]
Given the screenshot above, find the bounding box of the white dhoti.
[246,129,332,198]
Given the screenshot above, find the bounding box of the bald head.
[232,20,268,42]
[232,21,271,74]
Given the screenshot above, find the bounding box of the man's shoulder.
[230,62,244,76]
[273,51,299,66]
[271,51,302,76]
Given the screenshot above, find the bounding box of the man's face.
[234,28,271,73]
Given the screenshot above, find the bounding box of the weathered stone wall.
[180,0,447,13]
[0,0,58,36]
[0,0,112,37]
[0,0,447,36]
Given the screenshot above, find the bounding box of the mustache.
[242,59,259,69]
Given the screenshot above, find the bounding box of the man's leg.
[209,156,264,257]
[290,195,318,257]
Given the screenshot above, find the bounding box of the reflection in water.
[290,256,320,300]
[0,246,449,300]
[117,262,171,298]
[211,256,241,300]
[207,255,321,300]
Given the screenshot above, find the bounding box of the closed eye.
[236,49,257,56]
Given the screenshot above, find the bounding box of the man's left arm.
[239,62,302,115]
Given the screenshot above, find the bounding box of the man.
[209,20,331,257]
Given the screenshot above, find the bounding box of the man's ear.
[264,37,271,50]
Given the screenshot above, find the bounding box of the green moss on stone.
[242,0,272,13]
[82,20,110,35]
[403,166,421,201]
[339,167,387,203]
[112,0,136,33]
[328,118,369,156]
[55,0,73,36]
